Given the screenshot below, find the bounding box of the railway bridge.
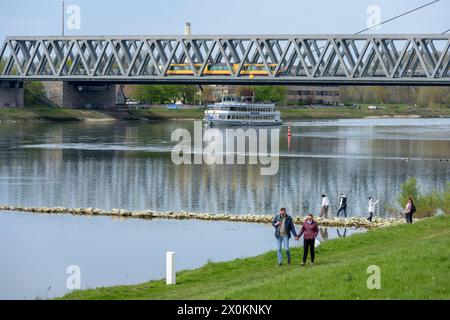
[0,34,449,107]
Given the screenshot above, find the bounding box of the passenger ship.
[204,96,282,126]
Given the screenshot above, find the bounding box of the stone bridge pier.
[0,81,24,108]
[43,82,117,109]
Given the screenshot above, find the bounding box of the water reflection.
[319,227,329,240]
[0,119,449,216]
[336,228,347,238]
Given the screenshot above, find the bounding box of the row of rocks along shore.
[0,205,408,229]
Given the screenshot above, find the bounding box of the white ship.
[204,96,282,126]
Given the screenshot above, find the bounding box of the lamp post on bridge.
[61,0,65,37]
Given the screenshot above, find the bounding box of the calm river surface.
[0,118,449,299]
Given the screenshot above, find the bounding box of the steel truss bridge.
[0,34,449,85]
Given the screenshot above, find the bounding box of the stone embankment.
[0,205,406,229]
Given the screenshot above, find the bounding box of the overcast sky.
[1,0,449,41]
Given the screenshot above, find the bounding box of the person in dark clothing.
[337,193,347,218]
[403,197,416,224]
[271,208,297,266]
[295,213,319,266]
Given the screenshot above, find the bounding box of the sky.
[0,0,449,41]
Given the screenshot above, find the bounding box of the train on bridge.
[167,63,281,76]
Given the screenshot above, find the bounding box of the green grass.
[128,108,204,120]
[131,105,450,121]
[281,104,450,120]
[0,107,115,122]
[1,104,449,122]
[61,215,450,300]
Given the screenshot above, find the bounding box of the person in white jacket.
[367,197,379,222]
[320,194,330,218]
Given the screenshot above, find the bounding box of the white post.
[166,251,176,285]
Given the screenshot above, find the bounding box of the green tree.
[396,177,450,217]
[397,177,420,209]
[441,183,450,213]
[340,85,450,107]
[175,85,197,104]
[416,87,450,107]
[24,81,50,106]
[132,85,164,104]
[254,86,286,104]
[131,85,198,104]
[0,59,5,73]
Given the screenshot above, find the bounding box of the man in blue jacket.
[271,208,297,266]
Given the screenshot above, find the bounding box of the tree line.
[131,84,450,107]
[340,86,450,107]
[130,85,288,105]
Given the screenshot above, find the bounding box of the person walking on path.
[337,193,347,218]
[367,196,379,222]
[319,194,330,218]
[295,213,319,266]
[403,197,416,224]
[271,208,297,266]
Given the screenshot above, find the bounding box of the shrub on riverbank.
[24,81,52,107]
[396,177,450,218]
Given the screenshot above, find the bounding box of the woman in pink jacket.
[296,213,319,266]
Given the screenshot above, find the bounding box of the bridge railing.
[0,35,449,84]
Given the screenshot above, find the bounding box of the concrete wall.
[0,81,24,108]
[42,81,63,107]
[41,81,117,109]
[63,83,116,109]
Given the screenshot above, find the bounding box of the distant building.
[208,85,236,101]
[206,85,340,105]
[286,85,340,106]
[184,22,192,36]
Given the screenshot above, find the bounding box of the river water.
[1,118,448,215]
[0,118,449,299]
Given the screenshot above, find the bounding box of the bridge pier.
[0,81,24,108]
[42,81,117,109]
[62,82,116,109]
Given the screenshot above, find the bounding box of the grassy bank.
[128,108,204,120]
[0,108,115,122]
[281,104,450,120]
[1,104,449,123]
[61,215,450,300]
[123,105,450,121]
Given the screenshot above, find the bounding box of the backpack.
[411,203,416,214]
